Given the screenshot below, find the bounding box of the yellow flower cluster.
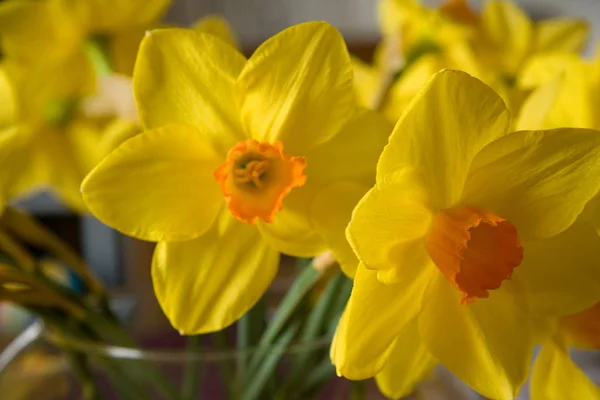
[1,0,600,399]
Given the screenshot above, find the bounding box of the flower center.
[425,205,523,304]
[214,139,306,224]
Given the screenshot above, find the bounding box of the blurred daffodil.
[81,22,391,334]
[331,70,600,399]
[0,0,171,75]
[531,303,600,400]
[516,47,600,240]
[367,0,590,118]
[354,0,479,121]
[0,60,138,212]
[517,46,599,132]
[454,0,589,113]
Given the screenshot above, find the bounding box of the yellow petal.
[0,0,82,62]
[83,0,169,31]
[10,125,90,212]
[347,167,432,273]
[98,119,140,156]
[134,28,246,155]
[305,108,392,188]
[351,56,378,109]
[513,221,600,317]
[375,319,436,400]
[463,128,600,241]
[382,54,442,123]
[0,127,29,213]
[152,211,279,334]
[235,22,354,152]
[310,182,368,277]
[109,27,146,76]
[534,18,589,54]
[4,54,95,123]
[82,125,223,242]
[481,0,533,74]
[518,53,581,90]
[377,70,510,210]
[332,261,436,380]
[419,275,534,400]
[47,119,106,212]
[193,15,239,48]
[517,62,597,131]
[0,67,16,127]
[257,184,328,258]
[531,337,600,400]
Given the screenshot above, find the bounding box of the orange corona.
[214,139,307,224]
[426,205,523,304]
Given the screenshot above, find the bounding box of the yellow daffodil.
[454,0,589,114]
[517,47,600,239]
[531,303,600,400]
[331,70,600,399]
[0,0,170,74]
[0,60,138,212]
[81,22,391,334]
[517,47,600,132]
[0,67,22,215]
[354,0,479,121]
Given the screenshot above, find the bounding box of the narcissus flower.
[0,60,139,212]
[455,0,589,113]
[81,22,390,334]
[354,0,479,121]
[517,47,600,243]
[531,303,600,400]
[0,0,171,75]
[331,70,600,399]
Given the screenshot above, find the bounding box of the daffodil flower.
[517,47,600,245]
[530,303,600,400]
[81,22,391,334]
[331,70,600,399]
[517,46,600,132]
[0,67,23,215]
[0,60,139,212]
[456,0,589,113]
[354,0,479,121]
[0,0,170,74]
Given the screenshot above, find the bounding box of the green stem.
[84,36,113,77]
[82,311,182,400]
[36,310,151,400]
[235,296,265,393]
[247,264,321,373]
[65,350,101,400]
[212,330,236,398]
[182,335,204,400]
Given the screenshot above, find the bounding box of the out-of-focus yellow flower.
[517,47,599,132]
[0,0,171,74]
[0,60,138,212]
[81,22,391,334]
[531,303,600,400]
[517,47,600,239]
[454,0,589,113]
[354,0,479,121]
[331,70,600,399]
[366,0,590,119]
